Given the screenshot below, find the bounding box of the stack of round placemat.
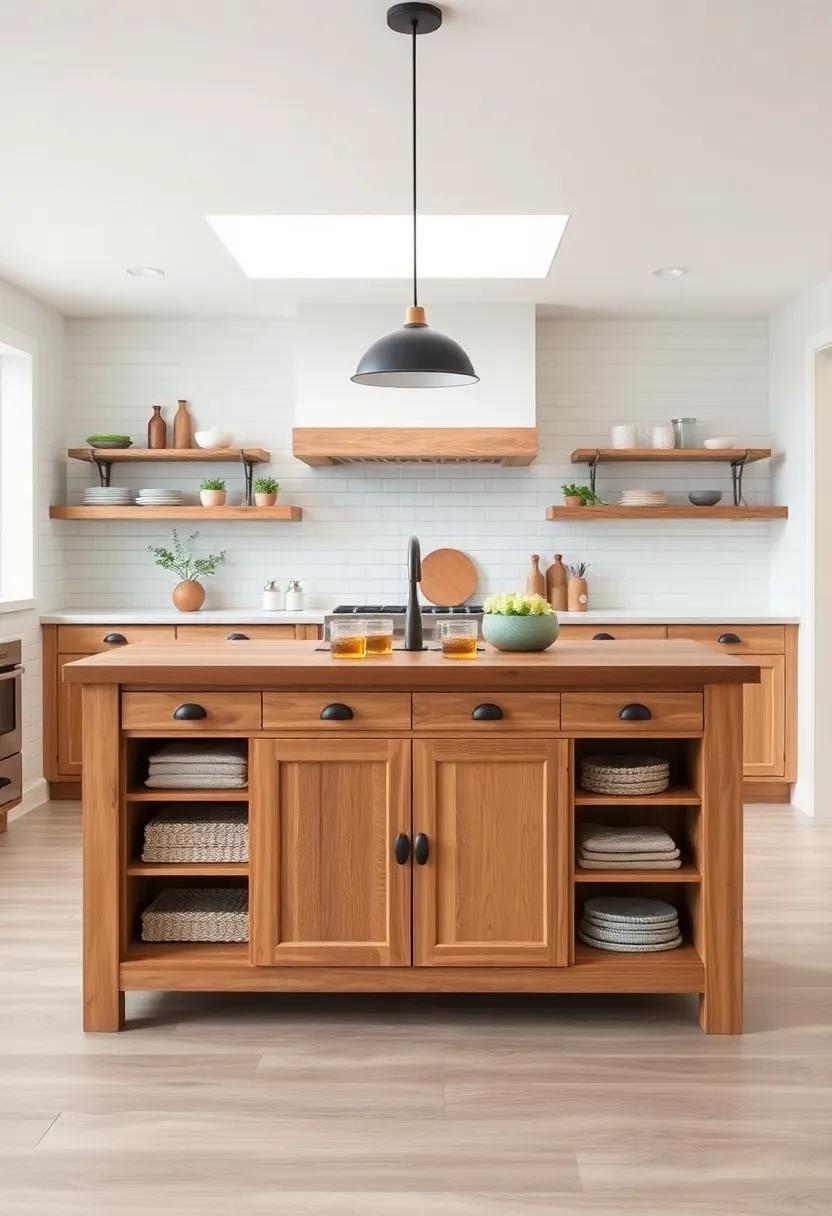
[578,896,682,953]
[579,755,670,796]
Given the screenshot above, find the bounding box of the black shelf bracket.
[94,458,112,488]
[587,449,601,496]
[729,450,751,507]
[239,451,257,506]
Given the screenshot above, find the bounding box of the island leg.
[698,682,743,1034]
[82,683,124,1031]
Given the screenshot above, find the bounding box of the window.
[0,339,34,610]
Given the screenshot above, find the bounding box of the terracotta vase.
[546,554,568,612]
[172,580,205,612]
[173,399,193,449]
[200,489,227,507]
[147,405,167,449]
[567,576,589,612]
[254,491,278,507]
[564,495,584,508]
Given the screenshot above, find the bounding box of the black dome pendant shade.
[352,3,478,389]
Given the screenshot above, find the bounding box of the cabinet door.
[250,738,410,966]
[57,654,86,777]
[742,654,786,777]
[413,738,569,967]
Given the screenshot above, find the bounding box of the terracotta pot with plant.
[148,529,225,612]
[561,483,604,508]
[199,477,227,507]
[253,476,279,507]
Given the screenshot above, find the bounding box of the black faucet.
[404,535,423,652]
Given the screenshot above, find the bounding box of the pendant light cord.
[411,19,418,309]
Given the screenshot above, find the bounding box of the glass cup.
[438,618,478,660]
[330,618,366,659]
[364,617,394,656]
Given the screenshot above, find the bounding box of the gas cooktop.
[333,604,483,615]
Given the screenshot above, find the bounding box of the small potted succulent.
[253,476,279,507]
[148,530,225,611]
[561,483,604,507]
[199,477,227,507]
[482,592,559,652]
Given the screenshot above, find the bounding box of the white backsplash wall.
[62,317,773,612]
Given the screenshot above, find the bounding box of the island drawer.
[58,625,176,653]
[413,693,560,731]
[175,625,298,641]
[561,692,703,733]
[557,625,667,641]
[667,624,785,654]
[122,691,262,732]
[263,692,411,731]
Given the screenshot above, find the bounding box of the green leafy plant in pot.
[482,592,559,652]
[199,477,227,507]
[253,476,279,507]
[148,530,225,611]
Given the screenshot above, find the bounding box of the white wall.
[0,277,65,812]
[63,317,773,612]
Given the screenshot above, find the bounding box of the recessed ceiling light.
[205,215,569,279]
[126,266,165,277]
[651,266,689,278]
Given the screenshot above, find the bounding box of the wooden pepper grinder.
[173,399,193,449]
[545,553,568,611]
[147,405,167,449]
[526,554,546,597]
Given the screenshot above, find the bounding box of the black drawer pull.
[0,777,10,789]
[593,632,614,641]
[394,833,411,865]
[413,833,430,865]
[173,703,207,721]
[618,703,652,722]
[471,703,503,721]
[320,703,354,721]
[226,632,249,641]
[717,632,741,644]
[103,632,127,645]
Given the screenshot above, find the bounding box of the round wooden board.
[419,548,478,606]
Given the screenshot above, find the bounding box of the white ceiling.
[2,0,831,319]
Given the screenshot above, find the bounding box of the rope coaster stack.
[141,887,249,942]
[579,755,670,796]
[578,896,682,953]
[577,823,681,870]
[142,807,249,863]
[144,741,248,789]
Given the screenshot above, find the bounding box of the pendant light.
[352,2,478,388]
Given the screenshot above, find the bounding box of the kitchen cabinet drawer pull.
[0,777,10,789]
[394,833,411,865]
[226,632,249,641]
[593,632,614,641]
[413,833,430,865]
[718,632,741,644]
[102,632,128,645]
[172,702,208,721]
[618,703,652,722]
[471,703,503,721]
[320,703,354,721]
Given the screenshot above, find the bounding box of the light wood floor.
[1,802,831,1215]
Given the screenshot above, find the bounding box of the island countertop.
[64,638,760,691]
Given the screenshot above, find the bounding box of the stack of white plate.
[136,488,184,507]
[619,489,667,507]
[82,486,134,505]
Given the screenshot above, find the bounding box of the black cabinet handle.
[618,703,652,722]
[394,833,411,865]
[320,703,354,721]
[226,632,249,641]
[718,632,741,644]
[103,632,127,645]
[173,702,207,721]
[413,833,430,865]
[593,632,614,641]
[471,703,503,721]
[0,777,10,789]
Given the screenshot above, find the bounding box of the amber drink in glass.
[330,619,366,659]
[439,619,478,659]
[364,618,394,655]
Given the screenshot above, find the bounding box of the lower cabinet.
[742,654,786,778]
[56,654,85,777]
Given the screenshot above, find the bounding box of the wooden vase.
[525,554,546,597]
[147,405,167,449]
[172,580,205,612]
[567,576,589,612]
[173,399,193,449]
[546,553,568,611]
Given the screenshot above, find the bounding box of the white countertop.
[40,608,800,626]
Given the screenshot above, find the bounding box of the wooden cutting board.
[419,548,478,606]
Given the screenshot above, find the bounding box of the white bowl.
[704,436,737,450]
[194,428,233,450]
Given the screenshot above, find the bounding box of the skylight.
[206,214,569,279]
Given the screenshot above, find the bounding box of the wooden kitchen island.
[65,639,759,1035]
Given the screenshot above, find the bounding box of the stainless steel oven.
[0,639,22,809]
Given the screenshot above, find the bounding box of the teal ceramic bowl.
[482,613,559,652]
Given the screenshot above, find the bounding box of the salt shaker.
[285,579,304,612]
[262,579,283,612]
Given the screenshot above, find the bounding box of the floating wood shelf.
[574,864,700,883]
[546,506,788,521]
[68,447,271,464]
[50,505,302,521]
[126,861,249,877]
[574,783,700,806]
[570,447,772,465]
[292,427,538,467]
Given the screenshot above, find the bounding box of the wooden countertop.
[63,639,760,691]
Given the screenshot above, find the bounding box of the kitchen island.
[66,639,759,1035]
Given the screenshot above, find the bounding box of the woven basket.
[579,755,670,795]
[141,887,249,943]
[142,808,249,863]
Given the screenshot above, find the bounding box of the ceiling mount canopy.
[352,3,478,389]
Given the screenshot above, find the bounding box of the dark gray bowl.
[688,490,723,506]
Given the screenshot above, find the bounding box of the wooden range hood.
[292,427,538,467]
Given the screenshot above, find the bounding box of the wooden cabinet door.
[742,654,786,777]
[413,738,569,967]
[250,737,410,966]
[57,654,86,777]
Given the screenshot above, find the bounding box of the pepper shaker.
[262,579,283,611]
[285,579,304,612]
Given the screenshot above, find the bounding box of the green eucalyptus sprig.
[148,530,225,583]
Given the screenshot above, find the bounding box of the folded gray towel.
[148,742,247,765]
[578,823,678,854]
[148,762,247,777]
[579,848,681,862]
[145,773,247,789]
[578,857,682,870]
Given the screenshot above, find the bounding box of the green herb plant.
[253,476,279,494]
[569,561,590,578]
[561,483,604,505]
[148,530,225,584]
[199,477,226,491]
